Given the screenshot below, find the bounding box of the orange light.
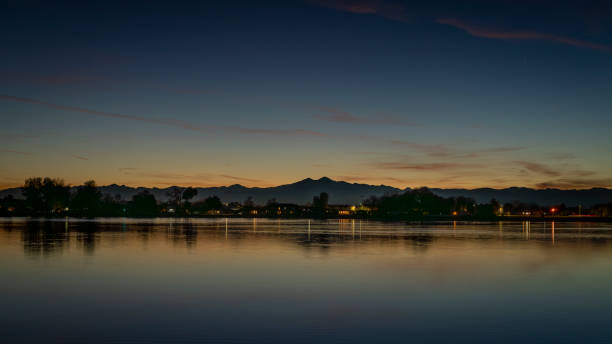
[452,211,458,216]
[551,208,556,213]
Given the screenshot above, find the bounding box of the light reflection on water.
[1,218,612,343]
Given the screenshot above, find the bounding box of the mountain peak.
[295,177,335,184]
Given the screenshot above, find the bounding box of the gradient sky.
[1,0,612,189]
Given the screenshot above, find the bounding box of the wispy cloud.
[219,175,262,184]
[311,2,612,53]
[2,148,90,160]
[0,94,327,138]
[437,18,612,53]
[479,146,524,154]
[334,175,409,185]
[118,167,138,174]
[373,161,482,170]
[0,149,31,155]
[308,0,409,22]
[389,140,451,157]
[547,152,576,160]
[118,168,211,181]
[1,94,185,126]
[388,140,522,158]
[514,161,561,177]
[314,107,409,125]
[118,168,265,186]
[535,178,612,189]
[227,126,328,137]
[0,132,39,139]
[2,72,219,96]
[514,161,607,188]
[464,146,525,158]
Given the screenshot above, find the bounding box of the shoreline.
[2,215,612,223]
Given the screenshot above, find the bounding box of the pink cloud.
[437,18,612,52]
[308,0,410,22]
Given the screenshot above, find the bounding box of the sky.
[1,0,612,190]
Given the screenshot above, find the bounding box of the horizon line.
[1,176,610,192]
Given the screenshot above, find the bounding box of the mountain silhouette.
[1,177,611,206]
[429,187,612,207]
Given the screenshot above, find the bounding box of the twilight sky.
[1,0,612,189]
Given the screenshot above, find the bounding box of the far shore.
[2,215,612,223]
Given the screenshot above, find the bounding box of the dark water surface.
[1,218,612,343]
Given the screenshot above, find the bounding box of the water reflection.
[166,221,198,248]
[2,218,612,344]
[4,218,612,256]
[21,221,70,257]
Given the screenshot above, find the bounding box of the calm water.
[1,218,612,343]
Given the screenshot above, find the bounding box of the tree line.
[1,178,611,219]
[0,178,206,217]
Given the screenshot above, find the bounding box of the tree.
[71,180,102,216]
[182,187,197,202]
[0,195,25,216]
[22,177,70,215]
[368,188,464,218]
[313,192,329,209]
[167,187,183,206]
[243,196,254,208]
[191,195,223,214]
[312,192,329,217]
[22,177,45,213]
[176,187,198,215]
[204,196,223,210]
[319,192,329,208]
[128,191,158,217]
[490,199,501,215]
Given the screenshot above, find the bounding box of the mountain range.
[1,177,611,207]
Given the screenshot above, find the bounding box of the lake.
[1,218,612,343]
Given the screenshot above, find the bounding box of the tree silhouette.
[312,192,329,217]
[319,192,329,208]
[203,196,222,210]
[167,187,183,207]
[367,188,476,218]
[242,196,253,207]
[22,177,70,216]
[182,187,197,202]
[128,191,158,217]
[71,180,102,217]
[190,195,222,213]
